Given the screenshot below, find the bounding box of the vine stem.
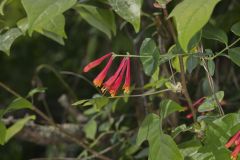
[0,81,112,160]
[162,8,196,121]
[211,37,240,59]
[109,89,171,99]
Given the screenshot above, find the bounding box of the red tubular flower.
[185,97,206,119]
[102,58,127,92]
[93,56,113,87]
[231,144,240,160]
[109,60,127,97]
[225,131,240,160]
[122,57,130,94]
[226,131,240,148]
[83,53,112,72]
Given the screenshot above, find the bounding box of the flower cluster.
[83,52,131,97]
[225,131,240,160]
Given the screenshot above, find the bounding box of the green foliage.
[187,55,199,73]
[137,114,183,160]
[140,38,160,76]
[109,0,141,32]
[74,4,116,38]
[202,24,228,45]
[5,115,36,143]
[0,28,22,55]
[21,0,76,35]
[229,47,240,67]
[84,119,97,140]
[1,0,240,159]
[169,0,220,52]
[159,99,185,120]
[231,21,240,36]
[0,121,6,145]
[198,91,224,112]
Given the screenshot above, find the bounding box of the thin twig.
[0,81,112,160]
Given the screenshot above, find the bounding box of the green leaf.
[187,55,199,73]
[137,114,183,160]
[0,0,9,15]
[188,31,202,51]
[83,119,97,140]
[202,24,228,45]
[149,133,183,160]
[171,124,190,138]
[73,96,109,110]
[91,96,109,110]
[27,87,47,98]
[229,47,240,67]
[109,0,141,32]
[172,56,188,72]
[7,97,33,113]
[0,121,6,145]
[5,115,36,142]
[160,99,184,120]
[21,0,76,35]
[231,21,240,36]
[74,4,116,38]
[198,91,224,112]
[169,0,220,52]
[140,38,160,76]
[207,60,215,76]
[136,113,161,146]
[17,15,66,45]
[0,28,22,55]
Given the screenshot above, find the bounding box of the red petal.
[226,131,240,148]
[83,53,112,72]
[93,56,113,87]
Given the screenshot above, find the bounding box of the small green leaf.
[7,97,33,113]
[187,55,199,73]
[21,0,76,35]
[0,121,6,145]
[109,0,141,32]
[202,24,228,45]
[91,96,109,110]
[160,99,185,120]
[0,28,22,55]
[207,60,215,76]
[198,91,224,112]
[74,4,116,38]
[140,38,160,76]
[231,21,240,36]
[229,47,240,67]
[172,124,191,139]
[27,87,47,98]
[169,0,220,52]
[83,119,97,140]
[5,115,36,143]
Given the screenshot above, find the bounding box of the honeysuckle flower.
[102,58,127,92]
[109,60,127,97]
[93,56,113,87]
[226,131,240,148]
[84,52,132,96]
[83,53,112,72]
[122,57,130,94]
[225,131,240,160]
